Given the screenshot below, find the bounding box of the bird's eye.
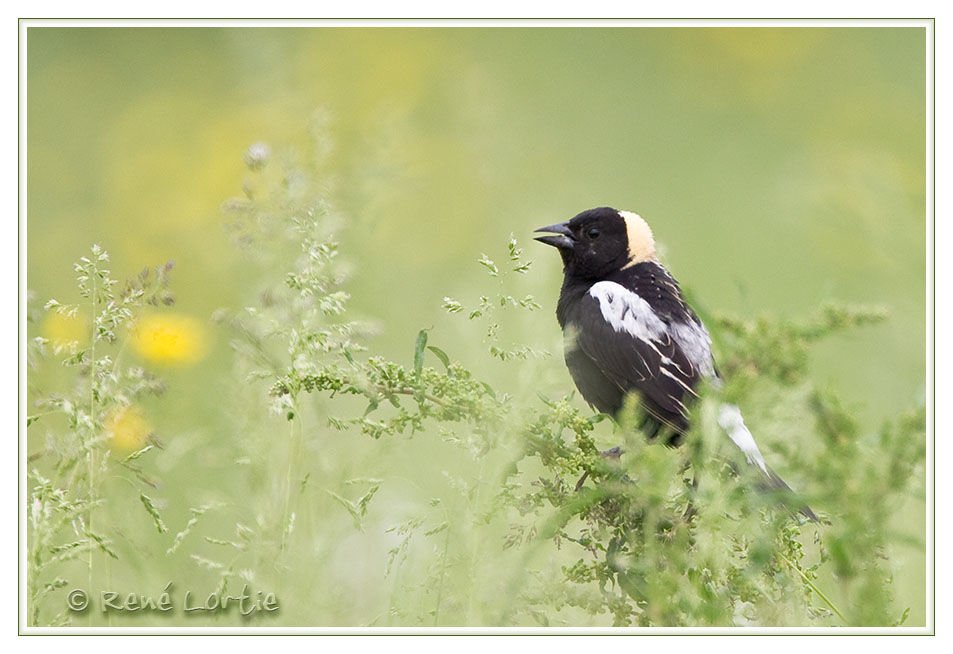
[586,227,601,240]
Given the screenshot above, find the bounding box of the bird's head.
[534,207,657,279]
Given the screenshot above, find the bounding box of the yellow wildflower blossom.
[42,309,88,350]
[131,313,206,365]
[104,405,151,453]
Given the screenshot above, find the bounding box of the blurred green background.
[26,26,927,626]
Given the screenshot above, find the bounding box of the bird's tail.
[717,404,819,523]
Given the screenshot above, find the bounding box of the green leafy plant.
[27,248,173,626]
[214,130,922,626]
[25,121,925,628]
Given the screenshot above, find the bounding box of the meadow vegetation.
[26,122,925,628]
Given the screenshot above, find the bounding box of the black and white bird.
[535,207,816,521]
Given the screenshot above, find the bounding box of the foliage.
[25,123,926,629]
[27,248,173,626]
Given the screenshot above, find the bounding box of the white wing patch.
[587,281,715,377]
[589,284,779,493]
[588,281,666,342]
[717,404,769,475]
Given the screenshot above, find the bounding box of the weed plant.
[26,119,926,628]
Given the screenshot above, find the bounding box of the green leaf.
[86,531,119,559]
[328,491,363,531]
[413,329,428,380]
[894,607,910,626]
[363,398,380,417]
[442,297,463,313]
[536,391,556,408]
[424,521,449,536]
[427,345,450,370]
[357,484,381,514]
[538,487,607,540]
[189,554,224,570]
[139,493,168,533]
[478,254,499,276]
[587,413,610,425]
[123,444,154,462]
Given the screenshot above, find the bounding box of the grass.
[25,122,926,629]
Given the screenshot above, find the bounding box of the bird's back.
[557,262,714,439]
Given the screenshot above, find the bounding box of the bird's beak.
[533,221,575,250]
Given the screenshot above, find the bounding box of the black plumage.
[535,206,817,521]
[557,261,703,442]
[537,207,710,443]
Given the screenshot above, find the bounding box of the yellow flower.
[131,313,207,365]
[42,309,88,350]
[104,405,151,453]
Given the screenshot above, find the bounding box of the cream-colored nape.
[618,210,657,267]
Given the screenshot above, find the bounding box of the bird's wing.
[568,282,704,432]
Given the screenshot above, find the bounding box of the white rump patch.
[671,321,715,377]
[717,404,769,475]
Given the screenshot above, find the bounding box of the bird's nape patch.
[618,210,657,268]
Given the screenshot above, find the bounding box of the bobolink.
[535,207,816,521]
